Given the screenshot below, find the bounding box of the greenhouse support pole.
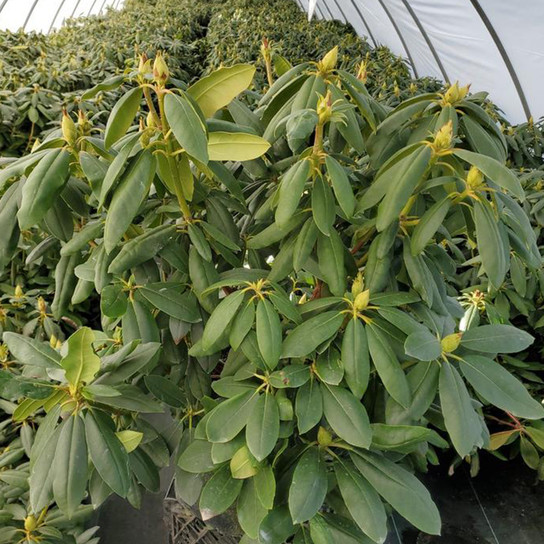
[22,0,40,30]
[98,0,109,15]
[375,0,419,77]
[330,0,349,23]
[0,0,9,16]
[320,1,335,20]
[87,0,99,16]
[71,0,83,18]
[468,0,531,121]
[347,0,378,47]
[399,0,449,83]
[49,0,68,32]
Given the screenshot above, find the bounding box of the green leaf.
[85,410,130,497]
[255,464,276,510]
[138,284,200,323]
[351,451,441,535]
[237,478,268,539]
[104,87,142,149]
[60,327,100,388]
[199,464,243,521]
[188,223,212,262]
[459,355,544,419]
[53,414,88,517]
[473,199,509,289]
[404,329,441,361]
[144,375,184,408]
[275,159,311,229]
[101,284,128,318]
[317,229,346,296]
[230,445,258,479]
[367,324,410,408]
[208,132,271,161]
[520,436,540,469]
[269,364,310,389]
[3,333,61,369]
[259,506,295,544]
[230,300,256,350]
[206,390,258,443]
[18,149,71,230]
[321,384,372,448]
[334,459,387,543]
[103,150,156,253]
[312,175,335,236]
[164,92,208,163]
[246,392,280,462]
[460,324,534,354]
[178,440,215,473]
[453,148,524,199]
[411,196,451,255]
[256,299,282,370]
[370,424,443,452]
[341,318,370,399]
[115,430,143,453]
[187,64,256,118]
[325,155,356,218]
[439,361,482,457]
[376,145,432,232]
[288,447,328,524]
[296,380,323,434]
[281,311,343,359]
[202,290,246,351]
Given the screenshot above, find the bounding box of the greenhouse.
[0,0,543,543]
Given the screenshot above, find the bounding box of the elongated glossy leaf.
[453,148,523,199]
[164,93,208,163]
[246,392,280,461]
[341,318,370,399]
[188,64,255,118]
[351,451,441,535]
[104,87,142,149]
[206,390,258,443]
[317,229,346,296]
[53,414,88,517]
[473,199,508,289]
[334,459,387,543]
[200,464,243,521]
[138,284,200,323]
[3,333,61,369]
[145,375,184,408]
[202,290,246,351]
[296,380,323,434]
[259,506,295,544]
[256,299,282,370]
[60,327,100,387]
[460,324,534,354]
[439,361,482,457]
[237,478,268,539]
[404,329,441,361]
[208,132,270,161]
[312,175,335,236]
[321,384,372,448]
[459,355,544,419]
[325,155,355,218]
[376,145,431,232]
[18,149,71,229]
[85,410,130,497]
[411,196,451,255]
[276,159,311,228]
[281,311,343,358]
[367,324,410,408]
[288,447,328,524]
[104,150,156,253]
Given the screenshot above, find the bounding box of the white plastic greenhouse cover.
[299,0,544,124]
[0,0,126,34]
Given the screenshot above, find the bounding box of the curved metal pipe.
[22,0,40,30]
[49,0,68,32]
[348,0,377,48]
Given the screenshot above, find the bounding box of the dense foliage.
[1,1,544,543]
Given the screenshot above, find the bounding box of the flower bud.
[24,515,37,532]
[31,138,41,153]
[14,285,23,298]
[38,296,47,315]
[316,90,333,125]
[146,111,157,129]
[433,121,453,152]
[319,46,338,73]
[317,426,333,446]
[354,290,370,311]
[356,61,368,83]
[351,272,364,297]
[441,333,462,353]
[466,165,484,190]
[153,52,169,86]
[62,109,77,147]
[443,82,469,104]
